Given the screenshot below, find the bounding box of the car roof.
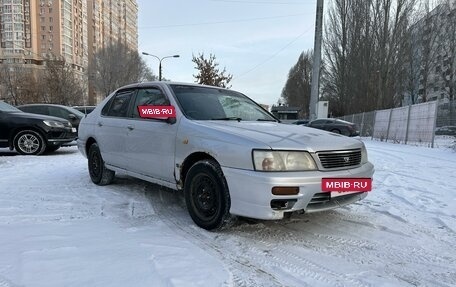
[118,81,229,91]
[18,103,68,108]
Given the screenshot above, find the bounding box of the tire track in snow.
[274,214,455,286]
[144,187,283,287]
[145,187,376,287]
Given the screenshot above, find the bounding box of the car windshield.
[0,101,21,112]
[170,85,276,122]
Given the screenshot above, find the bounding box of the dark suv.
[17,104,85,132]
[0,101,77,155]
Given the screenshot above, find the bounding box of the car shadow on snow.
[0,146,79,157]
[104,175,354,235]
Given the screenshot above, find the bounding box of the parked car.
[17,104,85,132]
[78,82,374,230]
[435,126,456,136]
[307,118,360,137]
[291,119,309,126]
[0,101,77,155]
[73,105,96,114]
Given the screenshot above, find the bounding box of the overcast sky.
[137,0,317,107]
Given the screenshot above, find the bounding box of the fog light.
[272,186,299,195]
[271,199,297,210]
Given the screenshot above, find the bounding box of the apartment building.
[0,0,138,103]
[402,2,456,105]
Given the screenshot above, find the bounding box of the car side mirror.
[166,116,176,125]
[68,114,77,120]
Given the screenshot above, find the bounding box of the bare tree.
[91,41,154,97]
[192,53,233,88]
[35,56,87,106]
[322,0,417,115]
[280,50,313,118]
[0,64,39,105]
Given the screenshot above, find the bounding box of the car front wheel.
[184,159,231,230]
[88,143,115,185]
[14,130,46,155]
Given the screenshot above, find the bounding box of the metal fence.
[339,99,456,147]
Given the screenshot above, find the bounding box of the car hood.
[193,121,363,152]
[8,111,70,123]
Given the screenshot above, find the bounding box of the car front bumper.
[222,162,374,220]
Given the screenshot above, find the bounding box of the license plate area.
[321,178,372,196]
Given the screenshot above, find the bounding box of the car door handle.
[97,122,103,127]
[127,125,134,131]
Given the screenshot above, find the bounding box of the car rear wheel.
[88,143,115,185]
[184,159,231,230]
[14,130,46,155]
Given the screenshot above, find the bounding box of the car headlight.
[43,120,65,128]
[253,150,317,171]
[361,144,368,164]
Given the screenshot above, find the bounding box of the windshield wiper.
[256,118,277,122]
[212,117,242,122]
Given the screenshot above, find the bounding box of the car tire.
[184,159,231,230]
[331,129,341,134]
[88,143,115,185]
[13,130,46,155]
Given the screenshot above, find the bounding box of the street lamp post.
[141,52,180,81]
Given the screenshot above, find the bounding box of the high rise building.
[86,0,138,104]
[401,2,456,105]
[0,0,138,103]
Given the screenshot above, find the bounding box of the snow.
[1,138,455,287]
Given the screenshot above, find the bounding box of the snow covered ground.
[0,138,455,287]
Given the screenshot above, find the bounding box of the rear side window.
[21,106,49,115]
[48,106,69,120]
[104,90,135,118]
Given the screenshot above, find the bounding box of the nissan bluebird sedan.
[77,82,374,230]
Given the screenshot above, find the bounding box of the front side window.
[133,88,169,118]
[105,90,134,118]
[171,85,275,121]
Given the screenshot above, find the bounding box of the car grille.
[317,149,362,169]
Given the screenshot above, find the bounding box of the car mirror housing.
[166,116,177,125]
